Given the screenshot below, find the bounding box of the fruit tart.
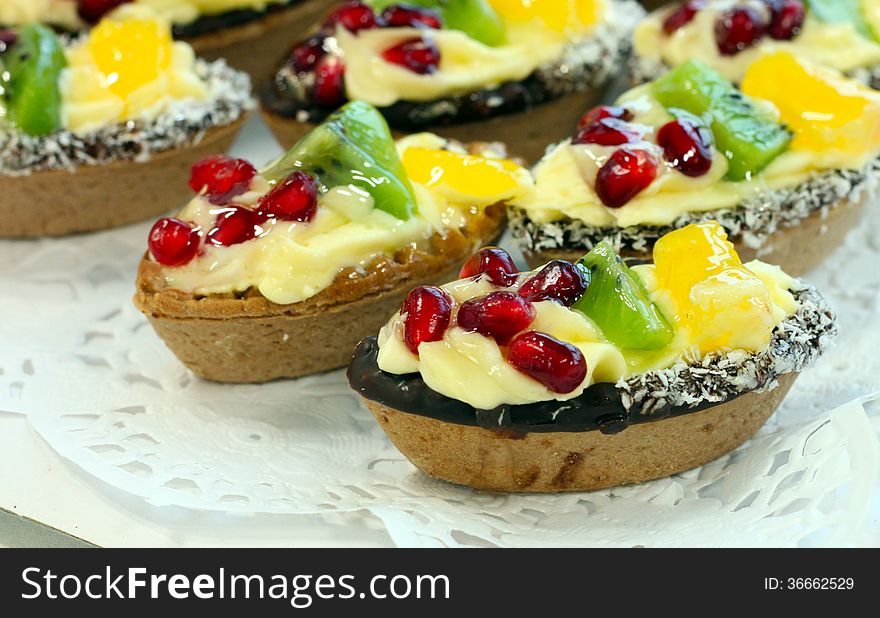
[349,222,836,492]
[260,0,644,161]
[509,54,880,275]
[134,101,531,383]
[0,0,331,84]
[0,8,253,237]
[631,0,880,87]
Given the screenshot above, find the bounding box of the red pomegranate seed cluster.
[148,157,320,267]
[76,0,133,24]
[458,246,519,287]
[519,260,590,306]
[662,1,804,52]
[381,38,442,75]
[402,286,453,354]
[402,248,590,394]
[571,102,716,208]
[189,155,257,205]
[662,0,708,35]
[656,112,714,177]
[288,2,444,106]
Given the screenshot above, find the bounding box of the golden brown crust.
[0,117,248,238]
[364,372,797,493]
[261,89,604,163]
[186,0,332,86]
[523,195,866,276]
[134,202,507,381]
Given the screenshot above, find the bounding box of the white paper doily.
[2,122,880,547]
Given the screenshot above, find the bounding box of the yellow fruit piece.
[402,147,525,201]
[741,51,880,154]
[87,16,173,100]
[488,0,598,32]
[652,222,775,354]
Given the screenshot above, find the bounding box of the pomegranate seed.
[382,5,442,29]
[714,7,766,55]
[76,0,132,24]
[148,218,200,267]
[457,292,536,345]
[313,56,347,107]
[507,331,587,394]
[0,29,18,51]
[765,0,804,40]
[402,286,453,355]
[189,156,257,205]
[662,0,706,35]
[519,261,590,306]
[323,1,379,32]
[657,114,713,177]
[458,247,519,287]
[573,118,641,147]
[291,35,327,73]
[381,37,441,75]
[595,148,658,209]
[577,105,633,130]
[206,206,259,247]
[258,171,319,222]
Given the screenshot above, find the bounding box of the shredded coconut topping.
[618,285,837,415]
[0,59,255,177]
[510,155,880,254]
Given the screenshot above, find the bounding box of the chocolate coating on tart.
[349,286,835,435]
[262,0,643,128]
[510,155,880,255]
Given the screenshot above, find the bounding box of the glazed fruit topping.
[382,5,443,29]
[76,0,132,24]
[291,35,328,73]
[519,260,590,307]
[313,56,347,107]
[402,286,454,355]
[457,292,536,345]
[323,1,379,32]
[148,218,200,267]
[652,60,791,180]
[765,0,805,40]
[657,112,714,177]
[577,105,633,129]
[573,242,674,350]
[189,156,257,205]
[714,6,767,56]
[381,37,441,74]
[507,331,587,394]
[265,101,417,220]
[595,148,658,208]
[459,246,519,287]
[257,171,319,222]
[662,0,706,35]
[206,206,259,247]
[573,118,641,147]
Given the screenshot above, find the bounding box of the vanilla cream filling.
[513,87,877,228]
[375,259,796,410]
[338,0,610,106]
[60,40,209,134]
[634,0,880,82]
[0,0,79,29]
[159,135,532,305]
[0,0,287,28]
